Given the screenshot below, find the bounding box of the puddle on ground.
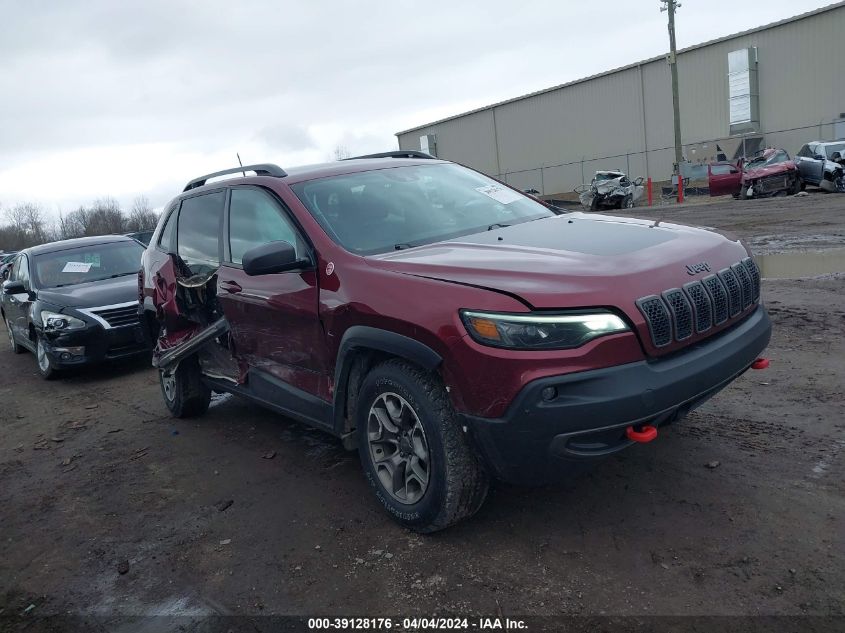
[756,248,845,279]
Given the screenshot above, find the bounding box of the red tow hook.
[626,424,658,443]
[751,357,770,370]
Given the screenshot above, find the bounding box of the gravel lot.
[1,191,843,631]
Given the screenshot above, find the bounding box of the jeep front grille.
[636,258,761,348]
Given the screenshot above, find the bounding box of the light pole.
[661,0,683,177]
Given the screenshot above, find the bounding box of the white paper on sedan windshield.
[475,184,523,205]
[62,262,92,273]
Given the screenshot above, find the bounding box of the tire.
[160,355,211,418]
[589,196,600,212]
[35,336,59,380]
[621,195,634,209]
[788,174,802,195]
[4,318,23,354]
[356,359,489,533]
[740,185,749,199]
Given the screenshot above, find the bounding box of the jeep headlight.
[40,311,86,332]
[461,310,628,350]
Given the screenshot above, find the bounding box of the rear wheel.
[160,355,211,417]
[4,318,23,354]
[356,359,489,533]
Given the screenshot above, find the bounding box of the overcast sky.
[0,0,834,215]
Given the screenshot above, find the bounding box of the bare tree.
[126,195,158,232]
[1,203,48,250]
[333,144,351,161]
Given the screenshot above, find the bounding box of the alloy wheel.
[36,338,50,373]
[161,371,176,402]
[367,392,430,505]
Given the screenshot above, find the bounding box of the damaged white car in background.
[575,171,644,210]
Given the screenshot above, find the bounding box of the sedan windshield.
[33,241,144,289]
[291,164,557,255]
[745,150,789,170]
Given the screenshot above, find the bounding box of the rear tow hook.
[626,424,658,443]
[751,357,770,370]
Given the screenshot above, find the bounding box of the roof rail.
[183,163,287,192]
[346,150,436,160]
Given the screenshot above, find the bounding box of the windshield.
[33,240,144,289]
[745,150,789,170]
[291,164,556,255]
[594,172,623,181]
[824,143,845,159]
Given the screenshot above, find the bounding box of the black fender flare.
[332,325,442,434]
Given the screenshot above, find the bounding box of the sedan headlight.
[461,310,629,350]
[40,311,87,332]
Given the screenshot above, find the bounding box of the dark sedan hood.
[37,275,138,309]
[367,213,748,310]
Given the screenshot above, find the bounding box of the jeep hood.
[367,213,748,311]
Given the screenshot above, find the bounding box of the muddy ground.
[1,191,844,631]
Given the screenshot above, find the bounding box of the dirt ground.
[1,191,844,631]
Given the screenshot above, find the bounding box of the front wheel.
[36,336,58,380]
[160,355,211,417]
[356,359,489,533]
[621,195,634,209]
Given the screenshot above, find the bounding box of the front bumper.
[42,321,150,368]
[463,305,772,484]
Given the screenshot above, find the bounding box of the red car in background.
[708,148,802,199]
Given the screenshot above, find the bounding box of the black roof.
[23,235,137,256]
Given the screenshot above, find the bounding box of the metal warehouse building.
[396,3,845,197]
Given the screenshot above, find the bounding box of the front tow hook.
[626,424,658,443]
[751,357,770,370]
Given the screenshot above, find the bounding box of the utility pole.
[661,0,683,176]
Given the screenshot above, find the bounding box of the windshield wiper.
[394,243,415,250]
[487,223,511,231]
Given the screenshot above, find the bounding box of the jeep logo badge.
[686,262,711,275]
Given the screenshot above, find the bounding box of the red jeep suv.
[139,153,771,532]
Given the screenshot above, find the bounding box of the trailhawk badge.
[685,261,711,275]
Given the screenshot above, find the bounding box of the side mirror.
[2,280,25,295]
[242,241,308,276]
[633,177,644,186]
[814,154,826,161]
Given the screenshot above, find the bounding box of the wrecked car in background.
[1,236,150,379]
[576,171,644,210]
[795,141,845,193]
[739,148,802,199]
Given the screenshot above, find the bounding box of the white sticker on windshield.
[475,184,523,205]
[62,262,92,273]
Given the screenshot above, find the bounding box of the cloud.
[0,0,829,214]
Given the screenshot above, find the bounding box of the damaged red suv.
[140,153,771,532]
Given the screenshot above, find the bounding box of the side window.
[177,191,225,269]
[157,204,178,252]
[797,145,811,158]
[15,255,31,288]
[710,164,732,175]
[228,188,304,265]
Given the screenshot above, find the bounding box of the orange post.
[647,177,653,206]
[677,175,684,204]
